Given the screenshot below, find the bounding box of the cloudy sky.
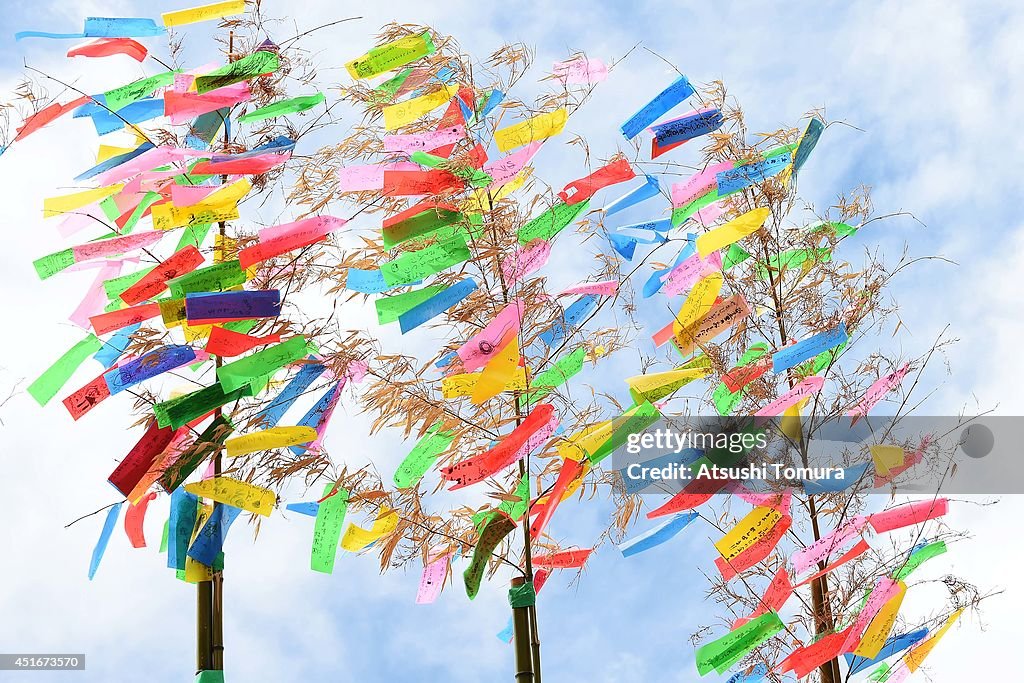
[0,0,1020,681]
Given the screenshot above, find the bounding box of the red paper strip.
[14,95,90,142]
[779,628,854,678]
[646,475,731,519]
[124,491,158,548]
[90,303,162,335]
[868,499,948,534]
[120,246,205,304]
[733,565,793,629]
[205,326,281,357]
[651,135,688,159]
[715,514,792,581]
[383,200,460,229]
[428,96,468,158]
[529,457,585,540]
[441,404,555,489]
[382,169,463,196]
[62,372,113,421]
[533,548,593,569]
[796,539,871,587]
[238,216,346,269]
[67,38,147,62]
[108,421,178,497]
[557,158,635,204]
[722,359,771,393]
[190,153,290,176]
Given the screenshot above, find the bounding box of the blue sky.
[0,1,1021,682]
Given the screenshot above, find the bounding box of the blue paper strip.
[88,502,123,580]
[286,502,320,517]
[802,462,869,494]
[346,268,389,294]
[844,628,929,674]
[85,98,165,136]
[104,345,198,394]
[616,218,673,233]
[716,153,792,195]
[604,174,661,217]
[793,118,825,173]
[94,323,141,368]
[186,504,242,567]
[651,109,723,146]
[398,278,478,333]
[481,90,505,118]
[618,448,703,494]
[254,359,326,428]
[771,324,848,374]
[726,662,768,683]
[185,290,281,322]
[187,108,229,150]
[168,487,199,571]
[618,511,698,557]
[620,75,695,140]
[539,294,600,347]
[76,143,154,182]
[288,382,342,455]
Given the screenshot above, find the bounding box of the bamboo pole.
[511,576,535,683]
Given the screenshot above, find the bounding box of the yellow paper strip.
[673,271,723,342]
[43,184,124,217]
[97,145,135,163]
[382,85,458,130]
[184,476,276,516]
[340,508,399,551]
[441,367,528,398]
[870,445,905,476]
[904,608,963,671]
[162,0,246,27]
[626,362,712,403]
[471,336,520,405]
[183,503,214,583]
[494,109,567,153]
[714,506,783,561]
[151,179,252,230]
[695,207,770,258]
[225,426,318,457]
[854,580,908,658]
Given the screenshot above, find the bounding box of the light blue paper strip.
[620,75,695,140]
[802,462,869,494]
[398,278,478,333]
[168,488,199,571]
[94,323,141,368]
[845,628,929,674]
[346,268,389,294]
[616,217,673,233]
[496,617,514,643]
[726,662,768,683]
[618,511,698,557]
[481,90,504,118]
[771,323,848,374]
[254,359,326,428]
[186,504,242,567]
[286,502,320,517]
[539,294,600,347]
[288,382,341,455]
[618,448,704,495]
[603,174,661,217]
[88,502,123,580]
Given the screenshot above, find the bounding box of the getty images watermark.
[611,415,1024,496]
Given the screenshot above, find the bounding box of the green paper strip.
[409,151,492,187]
[374,68,413,101]
[712,343,770,416]
[590,401,662,464]
[159,519,169,553]
[380,234,471,286]
[33,248,75,280]
[122,191,162,235]
[376,285,446,324]
[895,541,947,580]
[695,611,784,676]
[517,200,591,244]
[723,243,752,270]
[525,347,586,403]
[27,334,102,406]
[105,70,176,111]
[393,423,455,489]
[175,223,214,252]
[216,336,308,393]
[311,483,348,574]
[195,51,280,94]
[500,474,531,521]
[464,513,516,599]
[159,415,234,492]
[167,260,246,298]
[104,267,155,300]
[238,93,326,123]
[347,31,435,80]
[153,382,254,429]
[383,208,464,249]
[671,189,718,227]
[509,582,537,608]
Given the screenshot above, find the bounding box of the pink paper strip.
[868,498,948,534]
[415,553,451,604]
[694,201,728,226]
[552,57,608,85]
[791,515,868,575]
[661,251,723,296]
[502,240,551,284]
[670,160,733,207]
[847,363,911,420]
[70,260,123,329]
[95,146,206,186]
[754,376,825,418]
[384,125,466,154]
[841,577,902,653]
[485,142,543,187]
[72,231,163,262]
[337,162,420,192]
[456,300,524,372]
[558,279,618,297]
